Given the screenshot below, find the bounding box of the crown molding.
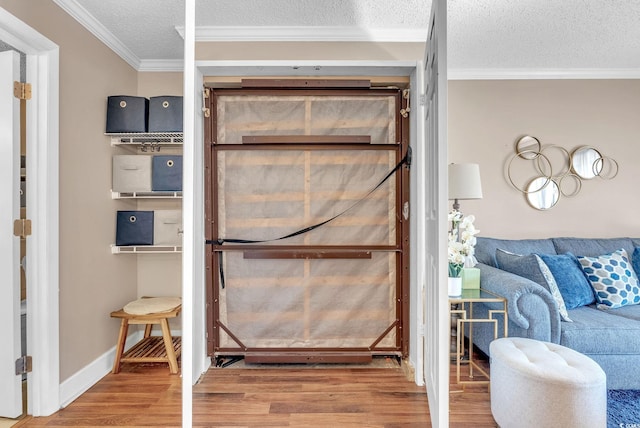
[52,0,140,70]
[175,25,428,42]
[448,68,640,80]
[138,59,184,72]
[52,2,640,77]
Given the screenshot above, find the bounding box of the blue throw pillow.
[633,247,640,279]
[496,249,572,322]
[578,249,640,309]
[537,253,595,309]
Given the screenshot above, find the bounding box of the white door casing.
[0,49,22,419]
[423,0,449,427]
[0,6,60,416]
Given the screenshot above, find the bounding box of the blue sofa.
[470,236,640,389]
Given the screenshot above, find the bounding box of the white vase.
[448,277,462,297]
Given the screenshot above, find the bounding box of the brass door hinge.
[400,88,411,118]
[13,219,32,238]
[14,81,32,100]
[202,87,210,118]
[15,355,32,375]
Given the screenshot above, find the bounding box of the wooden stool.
[110,301,182,374]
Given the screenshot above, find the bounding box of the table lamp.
[448,163,483,212]
[448,163,483,290]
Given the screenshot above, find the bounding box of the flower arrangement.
[448,210,480,278]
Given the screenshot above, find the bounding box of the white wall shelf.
[106,132,183,148]
[110,131,183,254]
[111,190,182,199]
[111,245,182,254]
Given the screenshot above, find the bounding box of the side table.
[449,288,508,387]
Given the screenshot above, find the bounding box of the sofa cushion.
[496,249,572,322]
[577,249,640,309]
[552,237,635,258]
[475,237,556,267]
[562,305,640,355]
[538,253,595,309]
[605,302,640,322]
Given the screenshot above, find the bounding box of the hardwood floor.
[16,357,495,427]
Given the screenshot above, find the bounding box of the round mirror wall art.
[571,146,602,180]
[506,137,618,210]
[516,135,542,160]
[526,177,559,210]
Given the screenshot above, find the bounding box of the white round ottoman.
[490,337,606,428]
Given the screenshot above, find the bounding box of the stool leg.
[112,319,129,374]
[160,318,179,374]
[144,323,153,338]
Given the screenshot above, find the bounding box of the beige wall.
[196,41,424,61]
[448,79,640,240]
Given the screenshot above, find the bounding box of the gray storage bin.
[112,155,152,192]
[153,210,182,246]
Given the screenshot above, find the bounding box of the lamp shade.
[448,163,483,200]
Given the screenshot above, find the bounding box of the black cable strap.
[218,251,225,289]
[206,147,411,246]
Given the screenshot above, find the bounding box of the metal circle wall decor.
[571,146,602,180]
[507,136,618,210]
[539,145,571,179]
[593,156,619,180]
[516,135,542,160]
[558,173,582,198]
[526,177,560,210]
[507,149,553,194]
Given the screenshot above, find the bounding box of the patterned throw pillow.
[577,249,640,309]
[496,249,572,322]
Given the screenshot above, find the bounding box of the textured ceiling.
[52,0,640,77]
[448,0,640,75]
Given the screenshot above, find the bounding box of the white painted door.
[423,0,449,427]
[0,49,23,418]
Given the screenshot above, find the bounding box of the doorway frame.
[0,7,60,416]
[189,59,426,380]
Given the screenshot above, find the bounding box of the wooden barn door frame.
[204,83,411,363]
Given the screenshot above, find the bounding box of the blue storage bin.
[152,155,182,191]
[106,96,149,133]
[148,96,183,132]
[116,211,154,246]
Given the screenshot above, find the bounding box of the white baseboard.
[59,329,184,407]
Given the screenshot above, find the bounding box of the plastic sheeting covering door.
[211,91,405,357]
